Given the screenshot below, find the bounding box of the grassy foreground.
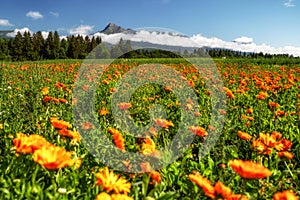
[0,58,299,199]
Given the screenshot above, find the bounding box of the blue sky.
[0,0,299,48]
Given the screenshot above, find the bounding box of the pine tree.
[88,36,97,54]
[0,38,9,60]
[53,31,60,59]
[85,35,91,53]
[67,35,77,59]
[11,31,23,61]
[22,31,34,60]
[32,31,45,60]
[59,38,68,59]
[44,32,54,59]
[75,35,87,59]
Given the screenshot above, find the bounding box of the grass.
[0,58,299,199]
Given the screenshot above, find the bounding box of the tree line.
[0,30,298,61]
[0,31,120,61]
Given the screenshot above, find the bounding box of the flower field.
[0,58,299,199]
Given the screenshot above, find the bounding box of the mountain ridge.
[100,22,136,35]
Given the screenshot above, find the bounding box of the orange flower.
[219,109,226,115]
[188,173,215,199]
[150,171,161,183]
[208,125,215,131]
[140,162,152,172]
[273,190,298,200]
[43,96,52,102]
[52,97,60,103]
[81,122,94,130]
[184,103,193,111]
[118,102,132,110]
[271,131,282,140]
[98,107,109,116]
[55,82,66,89]
[227,194,249,200]
[194,111,201,117]
[257,92,268,100]
[108,128,125,151]
[148,127,158,137]
[259,132,277,148]
[275,139,292,151]
[269,102,280,108]
[50,117,72,129]
[214,181,232,198]
[42,87,49,96]
[235,89,245,94]
[252,140,267,154]
[228,159,272,179]
[59,98,68,103]
[141,136,156,155]
[224,87,235,99]
[189,126,207,137]
[275,110,285,117]
[278,151,294,160]
[58,128,80,142]
[237,131,252,141]
[110,88,117,93]
[241,115,254,121]
[95,167,131,194]
[165,86,172,91]
[13,133,51,154]
[102,79,110,85]
[154,118,174,128]
[32,145,74,170]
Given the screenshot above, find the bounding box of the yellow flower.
[42,87,49,96]
[273,190,298,200]
[111,194,134,200]
[32,145,74,170]
[95,193,134,200]
[95,167,131,194]
[141,136,156,155]
[95,192,111,200]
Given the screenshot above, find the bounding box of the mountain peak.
[100,22,135,35]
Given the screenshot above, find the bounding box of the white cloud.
[50,11,59,17]
[284,0,295,7]
[233,36,253,44]
[41,31,50,39]
[93,30,300,57]
[6,27,66,40]
[6,27,32,37]
[0,19,13,26]
[26,11,43,19]
[69,25,94,35]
